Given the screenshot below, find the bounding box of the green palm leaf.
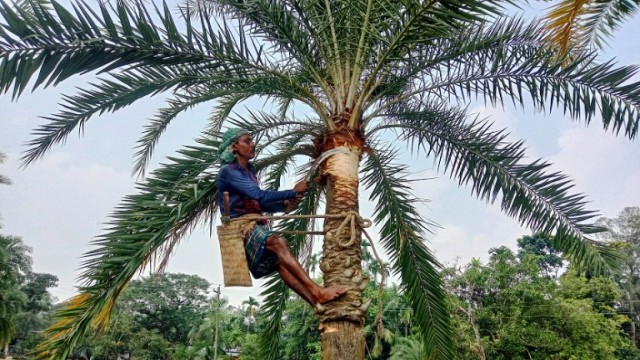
[361,143,452,359]
[370,18,640,140]
[373,101,617,274]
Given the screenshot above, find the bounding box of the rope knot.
[332,211,371,248]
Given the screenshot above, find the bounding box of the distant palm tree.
[242,296,260,328]
[543,0,640,54]
[0,0,638,359]
[389,338,426,360]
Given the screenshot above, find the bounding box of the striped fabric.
[243,221,280,278]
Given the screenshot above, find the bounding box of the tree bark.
[318,128,367,360]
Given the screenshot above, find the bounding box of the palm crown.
[1,0,639,359]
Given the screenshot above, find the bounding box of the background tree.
[118,273,210,345]
[12,273,58,357]
[597,207,640,348]
[0,235,31,357]
[516,233,564,278]
[1,1,639,359]
[445,239,639,360]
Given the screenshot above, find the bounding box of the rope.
[362,228,386,337]
[230,211,372,249]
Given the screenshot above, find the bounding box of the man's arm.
[221,166,296,204]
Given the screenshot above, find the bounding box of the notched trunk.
[317,126,367,359]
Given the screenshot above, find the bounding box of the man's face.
[233,134,256,159]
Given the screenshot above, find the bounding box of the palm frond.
[543,0,591,54]
[361,0,510,103]
[544,0,640,53]
[35,135,222,359]
[22,69,203,166]
[376,17,640,140]
[132,87,254,177]
[579,0,640,50]
[361,142,453,359]
[208,0,329,91]
[0,0,322,167]
[374,101,618,274]
[229,110,322,149]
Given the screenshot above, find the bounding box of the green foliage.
[0,234,31,348]
[281,300,321,360]
[119,273,210,344]
[597,207,640,348]
[446,238,638,360]
[129,329,172,360]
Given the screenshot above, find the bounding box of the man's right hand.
[293,180,309,194]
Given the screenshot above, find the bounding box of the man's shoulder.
[220,163,240,174]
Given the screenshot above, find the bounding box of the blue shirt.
[217,162,296,219]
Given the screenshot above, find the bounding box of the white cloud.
[547,126,640,217]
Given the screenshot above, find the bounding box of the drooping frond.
[133,88,251,177]
[0,0,320,167]
[370,18,640,140]
[374,101,618,274]
[544,0,640,53]
[23,69,201,166]
[361,142,452,359]
[543,0,591,54]
[578,0,640,49]
[35,136,222,359]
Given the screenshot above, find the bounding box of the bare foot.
[315,285,348,304]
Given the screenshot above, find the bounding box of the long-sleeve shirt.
[217,162,296,219]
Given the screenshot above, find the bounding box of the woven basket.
[217,221,253,287]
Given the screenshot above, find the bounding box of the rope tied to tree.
[324,210,373,248]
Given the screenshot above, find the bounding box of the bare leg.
[277,264,315,305]
[266,235,347,305]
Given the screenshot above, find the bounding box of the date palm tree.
[1,0,639,359]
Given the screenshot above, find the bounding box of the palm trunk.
[318,129,367,360]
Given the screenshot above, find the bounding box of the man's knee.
[266,235,289,252]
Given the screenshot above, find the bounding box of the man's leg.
[265,235,347,305]
[277,265,315,305]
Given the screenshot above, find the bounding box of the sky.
[1,3,639,305]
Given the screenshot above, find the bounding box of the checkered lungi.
[240,218,280,278]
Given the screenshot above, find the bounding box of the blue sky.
[1,3,639,305]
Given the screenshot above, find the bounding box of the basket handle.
[222,191,230,224]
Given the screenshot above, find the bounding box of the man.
[217,128,347,307]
